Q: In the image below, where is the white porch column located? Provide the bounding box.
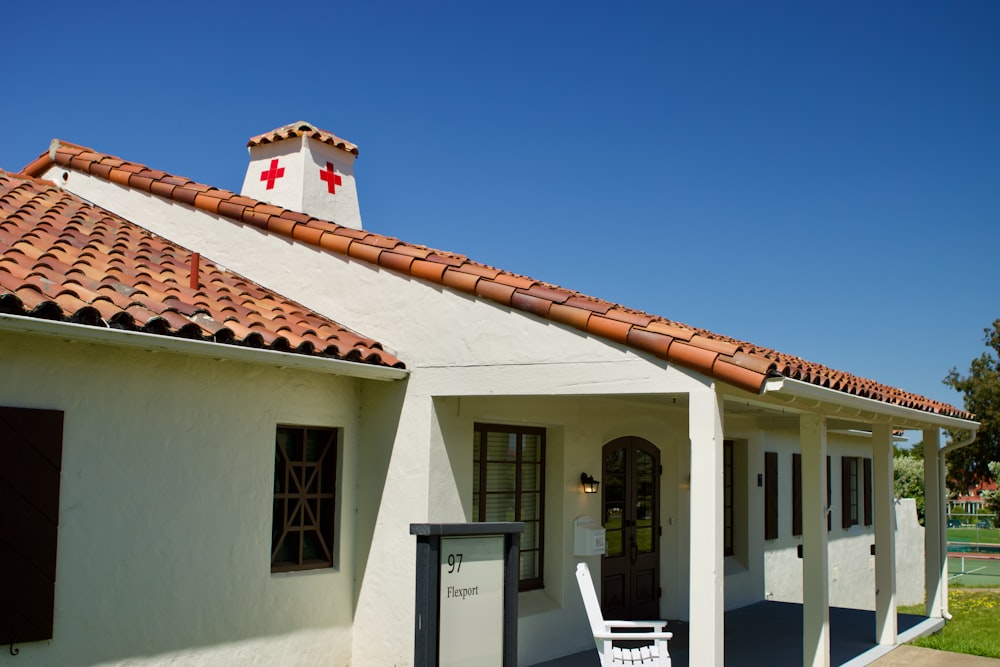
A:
[688,386,725,667]
[801,413,830,667]
[923,428,946,618]
[872,423,897,644]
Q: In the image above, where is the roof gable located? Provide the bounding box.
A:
[21,142,971,420]
[0,170,403,369]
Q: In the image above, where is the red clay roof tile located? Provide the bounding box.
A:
[19,142,973,420]
[247,121,360,156]
[0,171,403,370]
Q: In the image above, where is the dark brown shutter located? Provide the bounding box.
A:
[792,453,802,536]
[764,452,778,539]
[0,406,64,645]
[826,456,832,531]
[863,458,873,526]
[842,457,853,528]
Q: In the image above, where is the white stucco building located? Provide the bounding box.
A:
[1,122,979,667]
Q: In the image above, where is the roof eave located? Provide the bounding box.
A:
[762,376,978,432]
[0,314,409,382]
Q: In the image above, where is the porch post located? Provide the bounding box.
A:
[688,386,725,667]
[800,413,830,667]
[923,428,946,618]
[872,423,896,644]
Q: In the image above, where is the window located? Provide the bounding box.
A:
[1,406,64,646]
[841,456,874,529]
[764,451,778,540]
[723,440,734,556]
[272,426,337,572]
[473,424,544,590]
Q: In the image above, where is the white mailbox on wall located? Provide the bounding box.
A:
[573,515,606,556]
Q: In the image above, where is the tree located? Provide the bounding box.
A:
[981,461,1000,522]
[894,452,926,524]
[943,318,1000,492]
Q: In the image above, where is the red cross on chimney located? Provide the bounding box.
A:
[260,159,285,190]
[319,162,342,194]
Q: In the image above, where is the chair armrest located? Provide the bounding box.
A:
[604,619,669,632]
[594,631,673,641]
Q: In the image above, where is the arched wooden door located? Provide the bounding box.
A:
[601,436,661,620]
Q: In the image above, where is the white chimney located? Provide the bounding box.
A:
[240,121,363,230]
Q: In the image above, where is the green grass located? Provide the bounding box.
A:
[899,590,1000,658]
[947,527,1000,544]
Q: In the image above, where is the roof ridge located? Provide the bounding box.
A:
[19,142,972,420]
[246,121,359,155]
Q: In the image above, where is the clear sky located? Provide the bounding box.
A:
[2,2,998,437]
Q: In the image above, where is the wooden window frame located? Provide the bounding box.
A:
[473,423,545,591]
[271,425,338,573]
[764,451,778,540]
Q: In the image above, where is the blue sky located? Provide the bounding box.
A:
[2,2,998,434]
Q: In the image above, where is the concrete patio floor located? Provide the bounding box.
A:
[530,601,955,666]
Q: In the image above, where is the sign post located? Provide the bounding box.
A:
[410,522,524,667]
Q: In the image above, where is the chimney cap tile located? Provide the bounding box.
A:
[247,121,359,155]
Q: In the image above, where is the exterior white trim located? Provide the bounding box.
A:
[762,376,978,433]
[0,314,408,382]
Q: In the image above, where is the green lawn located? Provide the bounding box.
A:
[947,527,1000,545]
[900,590,1000,658]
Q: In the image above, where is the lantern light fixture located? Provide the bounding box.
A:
[580,473,600,494]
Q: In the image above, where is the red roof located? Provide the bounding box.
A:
[0,170,403,368]
[20,141,973,421]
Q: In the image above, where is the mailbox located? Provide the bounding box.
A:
[573,515,607,556]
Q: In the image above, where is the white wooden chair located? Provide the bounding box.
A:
[575,562,672,667]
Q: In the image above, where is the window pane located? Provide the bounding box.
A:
[606,528,624,556]
[636,526,653,554]
[521,521,538,550]
[520,550,538,580]
[487,432,516,462]
[304,429,330,462]
[485,493,515,521]
[521,463,539,492]
[520,492,539,521]
[277,426,303,461]
[486,462,515,492]
[521,434,542,463]
[605,448,624,474]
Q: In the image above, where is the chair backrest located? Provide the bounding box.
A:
[576,562,607,636]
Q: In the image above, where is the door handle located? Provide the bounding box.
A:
[631,539,638,564]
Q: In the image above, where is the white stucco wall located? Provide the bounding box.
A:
[435,394,694,665]
[50,166,721,666]
[0,329,376,667]
[44,168,931,665]
[758,431,926,611]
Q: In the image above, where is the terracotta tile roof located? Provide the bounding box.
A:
[247,121,359,155]
[0,170,404,369]
[21,142,973,421]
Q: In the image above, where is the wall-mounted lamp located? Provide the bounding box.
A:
[580,473,600,494]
